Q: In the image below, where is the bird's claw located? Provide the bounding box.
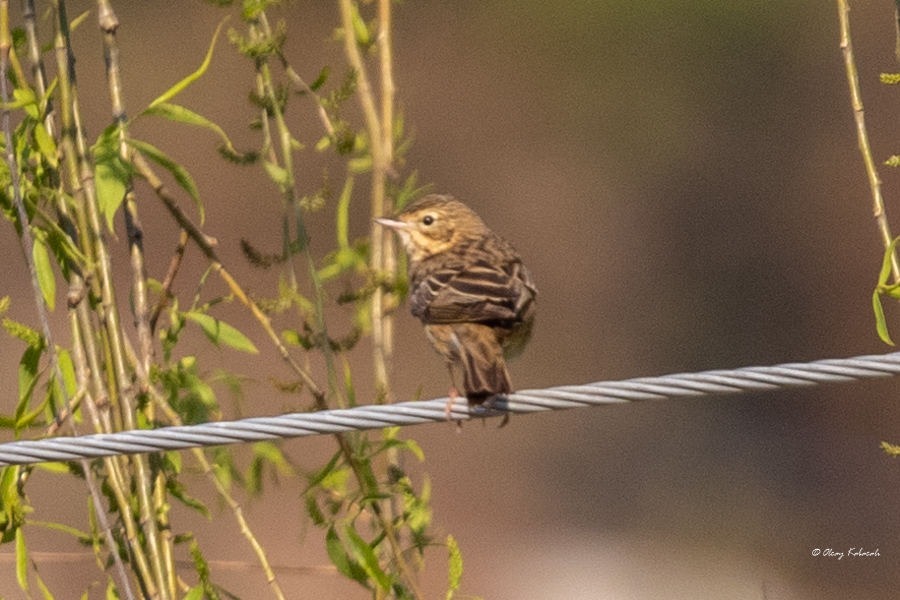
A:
[445,387,463,431]
[473,395,511,428]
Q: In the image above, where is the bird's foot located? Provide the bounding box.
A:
[483,395,510,428]
[445,387,463,431]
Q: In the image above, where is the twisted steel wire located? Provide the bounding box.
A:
[2,351,900,467]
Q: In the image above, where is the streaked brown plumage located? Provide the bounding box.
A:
[376,194,536,418]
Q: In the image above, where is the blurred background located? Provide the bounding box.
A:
[2,1,900,598]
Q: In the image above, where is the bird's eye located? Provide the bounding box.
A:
[422,215,435,226]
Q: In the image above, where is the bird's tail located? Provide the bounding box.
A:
[453,324,511,405]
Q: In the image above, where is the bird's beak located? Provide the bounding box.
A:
[374,217,409,231]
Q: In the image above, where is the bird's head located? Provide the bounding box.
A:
[375,194,489,262]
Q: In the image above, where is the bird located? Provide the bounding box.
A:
[375,194,536,425]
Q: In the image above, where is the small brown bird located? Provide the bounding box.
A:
[376,194,537,423]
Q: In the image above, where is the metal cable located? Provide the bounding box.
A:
[2,350,900,467]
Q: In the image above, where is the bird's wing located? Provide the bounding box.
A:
[411,259,534,325]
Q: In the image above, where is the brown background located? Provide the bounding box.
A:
[2,1,900,598]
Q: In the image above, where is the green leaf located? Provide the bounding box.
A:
[305,449,342,491]
[57,349,77,399]
[16,527,28,591]
[350,3,371,46]
[395,170,431,211]
[27,519,90,541]
[343,357,356,406]
[873,236,900,345]
[315,135,331,152]
[446,534,463,599]
[183,586,204,600]
[34,462,70,474]
[263,160,289,186]
[305,494,325,526]
[874,291,893,345]
[310,65,330,91]
[11,87,34,105]
[211,456,233,494]
[1,465,21,505]
[282,329,305,348]
[29,211,88,269]
[253,442,293,475]
[877,236,900,288]
[347,156,372,173]
[139,102,238,156]
[33,237,55,310]
[393,110,405,143]
[33,122,58,167]
[345,524,391,591]
[16,345,42,430]
[326,527,368,586]
[378,428,425,460]
[278,278,315,312]
[13,88,38,118]
[184,311,258,354]
[36,573,54,600]
[336,175,354,249]
[3,318,41,348]
[0,295,9,316]
[92,128,130,233]
[376,434,426,463]
[147,18,228,110]
[166,450,183,475]
[126,138,204,223]
[167,478,211,519]
[189,539,218,599]
[319,466,350,493]
[881,440,900,456]
[69,10,90,32]
[16,386,50,433]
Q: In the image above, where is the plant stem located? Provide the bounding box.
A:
[837,0,900,280]
[97,1,170,596]
[334,4,424,596]
[4,2,135,597]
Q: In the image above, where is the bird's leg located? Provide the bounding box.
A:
[485,394,510,428]
[444,386,459,420]
[445,387,464,432]
[444,364,463,429]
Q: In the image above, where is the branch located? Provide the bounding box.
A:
[837,0,900,280]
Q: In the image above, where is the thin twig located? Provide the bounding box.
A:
[150,229,189,334]
[337,0,384,170]
[256,12,344,410]
[369,0,392,405]
[337,0,393,404]
[837,0,900,280]
[21,0,52,127]
[131,152,326,404]
[282,63,337,138]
